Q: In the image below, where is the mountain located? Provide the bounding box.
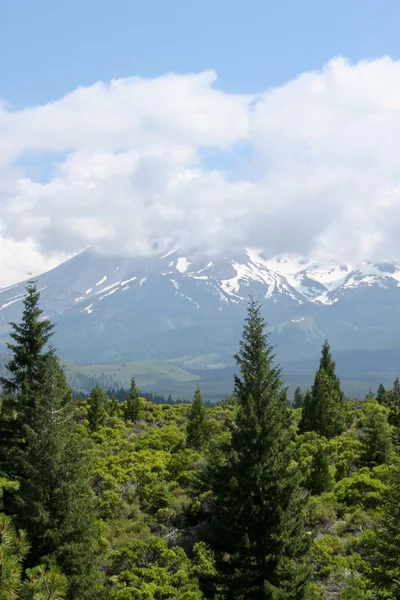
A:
[1,246,400,395]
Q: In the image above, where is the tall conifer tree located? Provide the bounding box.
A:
[87,385,108,432]
[0,285,102,599]
[300,340,346,438]
[0,280,54,470]
[370,462,400,598]
[206,297,311,599]
[293,386,304,408]
[13,354,103,598]
[187,386,207,450]
[124,377,141,423]
[384,376,400,429]
[376,383,387,405]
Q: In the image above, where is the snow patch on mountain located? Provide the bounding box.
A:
[176,257,191,274]
[95,281,121,296]
[121,276,137,286]
[0,295,25,311]
[95,276,107,286]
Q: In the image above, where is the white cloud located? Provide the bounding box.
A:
[2,57,400,286]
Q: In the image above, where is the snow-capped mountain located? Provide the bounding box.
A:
[1,247,400,382]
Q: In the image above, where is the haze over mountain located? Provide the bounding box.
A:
[1,245,400,396]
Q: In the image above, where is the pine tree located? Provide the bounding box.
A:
[206,297,311,599]
[12,354,103,599]
[293,386,304,408]
[359,400,392,467]
[384,376,400,429]
[0,280,54,403]
[124,377,141,422]
[108,396,121,418]
[376,383,387,405]
[370,461,400,598]
[299,340,346,438]
[87,385,108,432]
[0,513,29,600]
[0,280,54,473]
[187,387,207,450]
[307,443,333,495]
[22,565,67,600]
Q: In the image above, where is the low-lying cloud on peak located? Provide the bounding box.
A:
[2,57,400,286]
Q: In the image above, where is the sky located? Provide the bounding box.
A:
[2,0,400,286]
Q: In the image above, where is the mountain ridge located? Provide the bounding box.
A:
[1,246,400,395]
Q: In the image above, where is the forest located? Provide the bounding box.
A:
[1,280,400,599]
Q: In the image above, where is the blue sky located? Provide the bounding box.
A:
[3,0,400,106]
[2,0,400,285]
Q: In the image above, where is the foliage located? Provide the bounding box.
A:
[383,376,400,430]
[3,282,400,598]
[0,280,54,484]
[87,385,109,432]
[108,537,202,599]
[206,297,311,599]
[0,513,29,600]
[300,340,347,438]
[369,461,400,598]
[293,386,304,408]
[186,387,207,450]
[22,565,68,600]
[308,443,333,495]
[124,377,141,422]
[358,400,393,467]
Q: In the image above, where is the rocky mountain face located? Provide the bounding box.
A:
[1,247,400,392]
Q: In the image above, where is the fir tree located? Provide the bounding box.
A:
[359,400,392,467]
[107,396,121,418]
[299,340,346,438]
[12,354,103,598]
[87,385,108,432]
[124,377,141,422]
[376,383,387,405]
[384,376,400,429]
[370,461,400,598]
[187,387,207,450]
[206,297,311,599]
[0,280,54,472]
[0,280,54,404]
[293,386,304,408]
[307,443,333,495]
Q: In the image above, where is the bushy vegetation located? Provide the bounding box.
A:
[1,282,400,598]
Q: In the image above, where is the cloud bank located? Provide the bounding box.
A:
[2,57,400,286]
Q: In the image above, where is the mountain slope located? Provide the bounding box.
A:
[1,247,400,391]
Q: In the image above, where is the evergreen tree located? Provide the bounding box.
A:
[0,280,54,403]
[384,376,400,429]
[87,385,108,432]
[299,340,346,438]
[206,297,311,599]
[376,383,387,405]
[22,565,67,600]
[187,387,207,450]
[124,377,141,422]
[293,386,304,408]
[370,461,400,598]
[12,354,103,599]
[0,513,29,600]
[359,400,392,467]
[0,280,54,473]
[307,443,333,495]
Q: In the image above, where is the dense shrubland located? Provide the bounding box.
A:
[1,282,400,598]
